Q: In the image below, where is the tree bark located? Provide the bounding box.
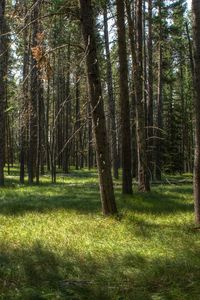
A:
[116,0,133,194]
[0,0,7,186]
[103,3,119,179]
[192,0,200,224]
[147,0,154,179]
[28,0,41,183]
[135,0,150,191]
[20,1,29,183]
[155,0,163,181]
[125,0,137,179]
[79,0,117,215]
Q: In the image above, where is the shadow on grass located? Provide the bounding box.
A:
[0,241,200,299]
[0,186,101,216]
[0,182,193,217]
[120,191,193,215]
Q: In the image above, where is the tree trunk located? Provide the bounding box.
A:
[20,2,29,183]
[147,0,154,179]
[116,0,133,194]
[103,3,119,179]
[155,0,163,181]
[45,79,50,171]
[79,0,117,215]
[87,101,93,170]
[192,0,200,224]
[75,71,80,170]
[186,21,194,81]
[0,0,7,186]
[125,0,137,179]
[28,0,41,183]
[135,0,150,191]
[63,37,71,174]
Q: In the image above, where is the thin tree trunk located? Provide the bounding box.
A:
[75,71,80,170]
[147,0,154,179]
[186,21,194,81]
[125,0,137,179]
[155,0,163,181]
[20,0,29,183]
[103,3,119,179]
[87,101,93,170]
[46,78,50,171]
[63,37,71,174]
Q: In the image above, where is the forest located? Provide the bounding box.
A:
[0,0,200,299]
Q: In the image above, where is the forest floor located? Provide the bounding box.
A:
[0,169,199,300]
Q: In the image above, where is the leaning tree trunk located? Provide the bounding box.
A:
[116,0,133,194]
[79,0,117,215]
[192,0,200,224]
[0,0,7,186]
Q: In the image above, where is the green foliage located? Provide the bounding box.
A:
[0,169,198,299]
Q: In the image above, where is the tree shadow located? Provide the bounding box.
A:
[0,175,193,217]
[0,241,200,299]
[119,188,193,216]
[0,186,101,216]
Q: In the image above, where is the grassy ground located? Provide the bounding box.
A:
[0,169,199,300]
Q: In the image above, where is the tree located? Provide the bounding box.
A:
[103,2,119,180]
[116,0,133,194]
[135,0,150,191]
[20,0,29,184]
[0,0,7,186]
[28,0,41,183]
[147,0,154,178]
[192,0,200,224]
[155,0,163,181]
[79,0,117,215]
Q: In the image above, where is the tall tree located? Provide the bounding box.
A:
[147,0,154,178]
[0,0,7,186]
[79,0,117,215]
[192,0,200,224]
[135,0,150,191]
[116,0,133,194]
[28,0,41,183]
[20,0,29,184]
[125,0,137,179]
[103,2,119,179]
[155,0,163,180]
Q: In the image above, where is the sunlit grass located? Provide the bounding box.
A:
[0,168,198,299]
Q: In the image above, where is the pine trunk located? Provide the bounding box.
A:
[155,0,163,181]
[135,0,150,191]
[0,0,7,186]
[103,4,119,180]
[116,0,133,194]
[192,0,200,224]
[79,0,117,215]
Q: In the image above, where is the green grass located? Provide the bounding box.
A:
[0,169,199,299]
